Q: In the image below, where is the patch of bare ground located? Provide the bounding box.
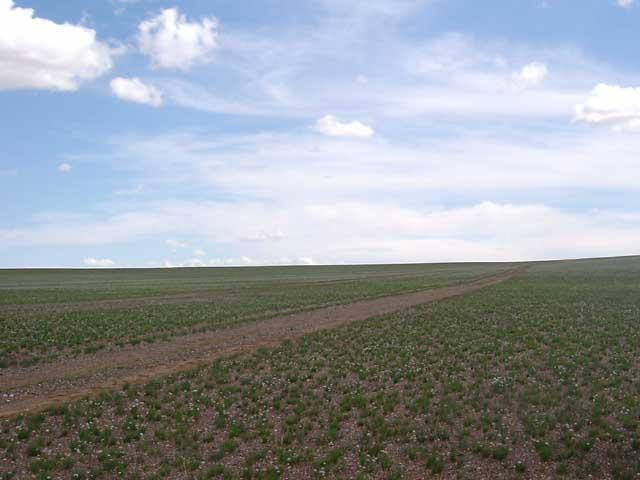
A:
[0,267,525,419]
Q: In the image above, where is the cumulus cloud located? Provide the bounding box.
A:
[512,62,548,88]
[617,0,635,8]
[110,77,163,107]
[314,115,374,138]
[192,248,206,257]
[0,0,113,91]
[575,83,640,130]
[57,163,72,173]
[83,257,115,267]
[138,7,218,70]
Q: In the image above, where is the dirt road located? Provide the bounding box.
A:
[0,267,524,419]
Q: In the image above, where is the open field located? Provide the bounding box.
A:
[2,257,640,479]
[0,264,514,305]
[0,267,520,420]
[0,263,510,369]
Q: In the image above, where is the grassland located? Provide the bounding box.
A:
[2,257,640,479]
[0,263,509,368]
[0,264,510,305]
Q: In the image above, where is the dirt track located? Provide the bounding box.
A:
[0,267,524,419]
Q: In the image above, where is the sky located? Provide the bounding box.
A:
[2,0,640,268]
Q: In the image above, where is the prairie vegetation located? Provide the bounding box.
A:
[2,257,640,479]
[0,263,508,368]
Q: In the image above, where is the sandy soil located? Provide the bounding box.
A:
[0,267,525,419]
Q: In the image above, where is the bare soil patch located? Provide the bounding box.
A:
[0,267,524,419]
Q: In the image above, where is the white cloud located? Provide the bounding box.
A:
[296,256,317,265]
[241,230,286,242]
[161,256,260,268]
[166,238,189,251]
[83,257,115,267]
[193,248,206,257]
[106,128,640,201]
[0,0,113,91]
[512,62,548,88]
[7,199,640,264]
[5,114,640,266]
[159,255,320,268]
[617,0,635,8]
[575,83,640,130]
[164,28,596,122]
[57,163,72,173]
[27,125,629,261]
[138,7,218,70]
[315,115,374,138]
[110,77,163,107]
[4,3,640,268]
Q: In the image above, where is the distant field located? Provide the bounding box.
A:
[2,257,640,479]
[0,263,510,368]
[0,264,513,304]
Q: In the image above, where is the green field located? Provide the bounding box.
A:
[2,257,640,479]
[0,264,513,305]
[0,263,509,368]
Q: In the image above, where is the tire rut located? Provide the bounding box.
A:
[0,266,526,419]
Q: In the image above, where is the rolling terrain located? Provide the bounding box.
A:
[2,258,640,479]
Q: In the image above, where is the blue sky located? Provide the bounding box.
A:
[2,0,640,267]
